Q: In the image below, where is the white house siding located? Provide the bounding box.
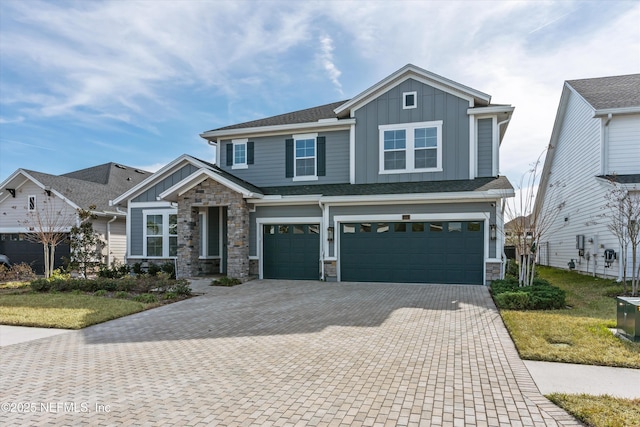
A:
[0,181,77,232]
[92,218,127,266]
[539,89,623,278]
[607,114,640,175]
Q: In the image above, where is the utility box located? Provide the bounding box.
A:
[617,297,640,342]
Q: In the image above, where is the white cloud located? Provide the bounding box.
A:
[317,35,343,96]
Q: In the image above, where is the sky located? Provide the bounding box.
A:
[1,0,639,191]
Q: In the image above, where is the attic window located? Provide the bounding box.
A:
[403,91,417,109]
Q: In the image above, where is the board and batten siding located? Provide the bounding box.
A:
[538,89,626,278]
[353,78,471,184]
[607,114,640,175]
[219,130,350,187]
[129,206,175,257]
[132,164,199,203]
[477,118,493,177]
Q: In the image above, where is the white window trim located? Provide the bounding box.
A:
[293,132,319,182]
[403,91,417,109]
[28,195,36,211]
[378,120,443,174]
[143,209,178,258]
[232,138,248,170]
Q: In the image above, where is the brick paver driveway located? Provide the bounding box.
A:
[1,280,581,426]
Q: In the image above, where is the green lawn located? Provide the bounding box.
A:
[499,266,640,368]
[547,394,640,427]
[0,293,150,329]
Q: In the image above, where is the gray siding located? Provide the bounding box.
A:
[354,78,471,184]
[208,207,220,256]
[133,164,199,202]
[249,205,322,257]
[477,118,493,177]
[130,206,176,257]
[328,202,495,258]
[219,130,350,187]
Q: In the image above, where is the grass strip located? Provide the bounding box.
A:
[547,393,640,427]
[0,293,149,329]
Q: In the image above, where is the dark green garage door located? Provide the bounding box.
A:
[263,224,320,280]
[340,221,484,284]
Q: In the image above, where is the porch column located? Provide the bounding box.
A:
[176,205,200,278]
[226,198,249,280]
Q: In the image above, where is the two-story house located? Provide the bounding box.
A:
[113,64,515,285]
[0,163,149,274]
[536,74,640,279]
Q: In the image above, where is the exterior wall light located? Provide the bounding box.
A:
[327,226,334,242]
[490,224,497,240]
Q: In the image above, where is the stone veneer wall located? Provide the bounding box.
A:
[176,179,249,280]
[323,261,337,281]
[485,262,502,285]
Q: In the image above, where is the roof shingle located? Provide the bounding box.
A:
[567,74,640,110]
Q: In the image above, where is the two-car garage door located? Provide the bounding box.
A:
[340,221,484,285]
[262,221,484,284]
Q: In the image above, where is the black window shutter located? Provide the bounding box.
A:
[226,143,233,166]
[317,136,326,176]
[247,141,254,165]
[285,139,294,178]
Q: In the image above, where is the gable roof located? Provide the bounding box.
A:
[201,64,501,141]
[1,163,150,215]
[567,73,640,114]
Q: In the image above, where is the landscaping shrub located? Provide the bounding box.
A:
[94,289,107,296]
[0,262,36,282]
[170,280,192,295]
[98,262,130,279]
[132,262,144,275]
[491,276,566,310]
[163,292,178,300]
[211,276,241,287]
[495,291,531,310]
[115,291,129,299]
[133,293,157,303]
[147,263,161,276]
[30,278,51,292]
[161,262,176,279]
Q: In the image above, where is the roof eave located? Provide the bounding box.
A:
[200,119,356,141]
[593,106,640,117]
[158,169,264,201]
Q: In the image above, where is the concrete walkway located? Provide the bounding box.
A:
[1,280,586,426]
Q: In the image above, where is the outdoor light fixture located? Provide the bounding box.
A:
[490,224,497,240]
[327,226,334,242]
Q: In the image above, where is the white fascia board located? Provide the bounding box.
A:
[1,226,73,233]
[200,119,355,140]
[158,169,263,200]
[111,154,204,205]
[249,195,322,205]
[593,107,640,117]
[467,105,514,115]
[335,64,491,116]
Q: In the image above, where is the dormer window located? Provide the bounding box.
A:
[403,91,417,109]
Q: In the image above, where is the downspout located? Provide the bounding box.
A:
[106,216,117,266]
[318,199,325,281]
[496,116,511,279]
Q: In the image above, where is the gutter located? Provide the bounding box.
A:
[106,216,117,266]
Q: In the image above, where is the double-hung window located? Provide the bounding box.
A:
[232,139,247,169]
[379,120,442,174]
[144,210,178,258]
[294,133,317,181]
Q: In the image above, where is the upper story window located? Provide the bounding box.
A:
[379,120,442,174]
[144,210,178,258]
[28,195,36,211]
[226,139,253,169]
[292,133,318,181]
[403,91,417,109]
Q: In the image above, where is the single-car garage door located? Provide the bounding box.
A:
[263,224,320,280]
[340,221,484,284]
[0,233,70,275]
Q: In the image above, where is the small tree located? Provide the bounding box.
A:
[69,206,104,278]
[506,152,563,286]
[602,179,640,296]
[17,195,75,278]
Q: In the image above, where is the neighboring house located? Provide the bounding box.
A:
[112,64,515,285]
[0,163,149,274]
[503,215,534,260]
[535,73,640,278]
